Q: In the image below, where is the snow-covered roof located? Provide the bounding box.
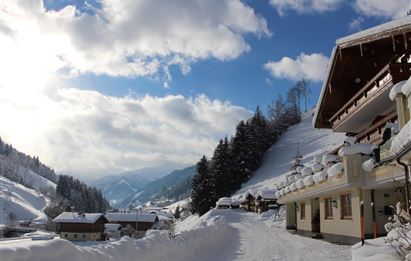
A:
[338,144,373,157]
[157,215,173,222]
[256,189,277,200]
[391,121,411,155]
[105,212,158,223]
[216,197,232,206]
[105,223,121,231]
[337,16,411,48]
[53,212,104,224]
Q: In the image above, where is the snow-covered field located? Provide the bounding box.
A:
[234,110,345,199]
[1,209,351,261]
[0,175,49,225]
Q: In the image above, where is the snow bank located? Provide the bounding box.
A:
[3,210,235,261]
[391,121,411,154]
[351,238,398,260]
[296,179,305,189]
[389,80,407,100]
[314,155,322,164]
[311,163,324,173]
[362,158,375,173]
[327,162,344,178]
[301,167,313,177]
[313,171,327,184]
[303,176,314,186]
[338,144,373,157]
[322,155,338,165]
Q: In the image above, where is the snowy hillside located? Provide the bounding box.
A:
[0,155,56,194]
[235,110,345,197]
[0,175,49,225]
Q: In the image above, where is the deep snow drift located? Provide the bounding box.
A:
[2,210,351,261]
[0,175,49,225]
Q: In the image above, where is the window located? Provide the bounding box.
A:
[300,202,306,219]
[74,234,77,238]
[83,234,86,239]
[64,234,68,238]
[324,198,333,219]
[341,194,352,219]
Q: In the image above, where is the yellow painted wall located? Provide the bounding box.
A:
[296,199,312,231]
[319,188,362,238]
[60,232,101,241]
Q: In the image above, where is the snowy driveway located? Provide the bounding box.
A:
[214,210,352,261]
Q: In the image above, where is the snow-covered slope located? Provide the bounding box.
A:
[0,175,49,225]
[0,155,56,194]
[235,110,345,197]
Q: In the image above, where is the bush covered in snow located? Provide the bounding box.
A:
[384,202,411,260]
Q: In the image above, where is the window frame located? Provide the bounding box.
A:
[300,202,306,219]
[340,193,352,219]
[324,197,333,219]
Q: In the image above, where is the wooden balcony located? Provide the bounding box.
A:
[329,63,411,131]
[355,112,397,145]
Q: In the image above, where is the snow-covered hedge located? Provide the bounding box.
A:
[313,171,327,184]
[322,155,338,166]
[301,167,313,177]
[311,163,324,173]
[327,162,344,178]
[296,179,305,189]
[303,176,314,186]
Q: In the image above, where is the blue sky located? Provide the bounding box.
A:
[0,0,409,178]
[44,0,389,111]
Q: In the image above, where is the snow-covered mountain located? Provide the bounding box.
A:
[0,175,50,225]
[234,109,345,198]
[123,165,196,206]
[89,167,175,207]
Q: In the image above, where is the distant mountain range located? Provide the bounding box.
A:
[90,166,196,208]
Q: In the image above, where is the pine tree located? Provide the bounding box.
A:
[191,156,211,215]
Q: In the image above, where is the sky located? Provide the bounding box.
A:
[0,0,410,179]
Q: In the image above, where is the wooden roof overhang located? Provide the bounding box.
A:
[314,18,411,133]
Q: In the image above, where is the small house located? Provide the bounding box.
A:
[53,212,108,241]
[105,223,122,239]
[255,189,278,213]
[105,212,159,238]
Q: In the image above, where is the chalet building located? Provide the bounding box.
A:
[255,189,277,213]
[105,212,159,238]
[52,212,108,241]
[276,17,411,244]
[241,190,257,212]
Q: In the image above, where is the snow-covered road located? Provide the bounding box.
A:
[206,210,352,261]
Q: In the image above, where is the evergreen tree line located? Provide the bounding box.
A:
[191,80,309,215]
[155,176,192,201]
[0,137,57,183]
[45,175,110,218]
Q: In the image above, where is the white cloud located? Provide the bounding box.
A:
[354,0,409,19]
[2,0,269,84]
[264,53,329,81]
[349,17,365,31]
[269,0,342,16]
[0,88,252,178]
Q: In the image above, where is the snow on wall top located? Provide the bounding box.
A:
[256,189,277,200]
[402,76,411,97]
[389,80,407,101]
[391,120,411,154]
[336,16,411,47]
[105,212,157,223]
[53,212,104,224]
[235,110,345,199]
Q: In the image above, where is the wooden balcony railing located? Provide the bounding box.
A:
[330,63,411,129]
[355,112,397,145]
